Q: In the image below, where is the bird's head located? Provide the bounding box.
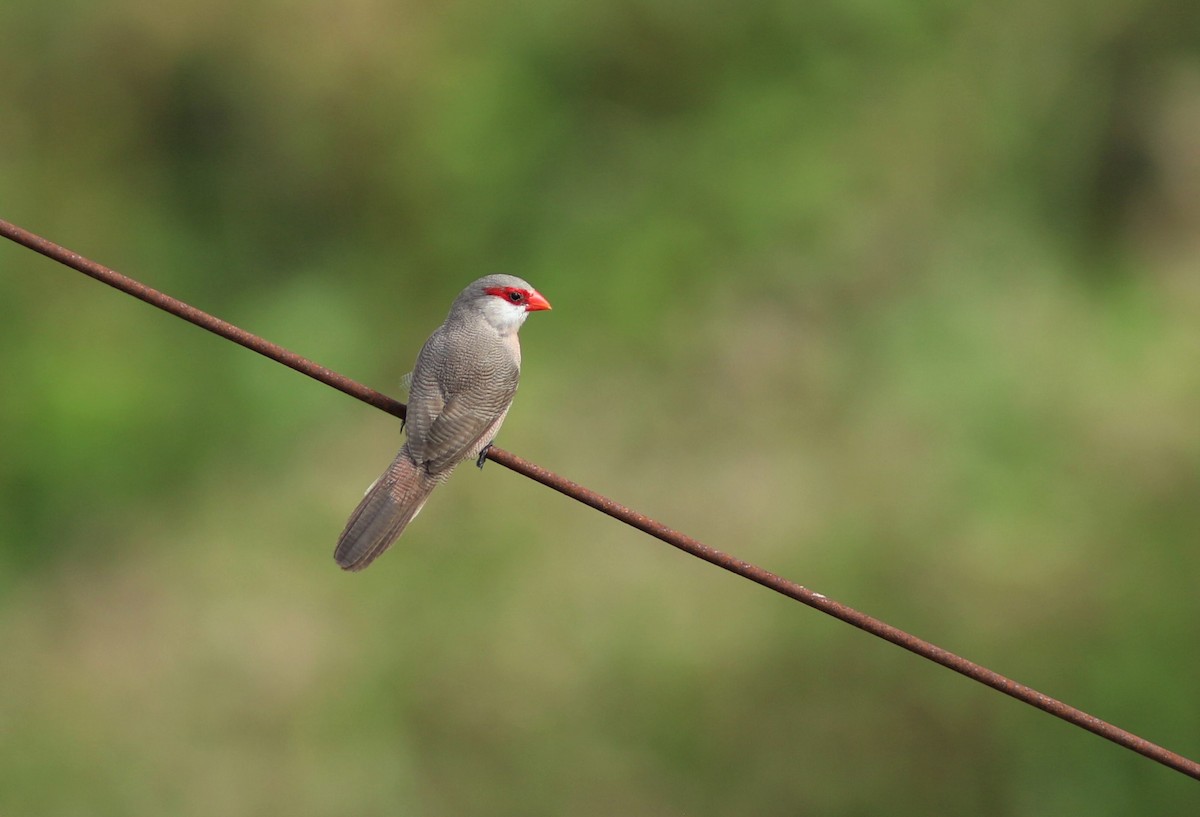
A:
[455,274,551,334]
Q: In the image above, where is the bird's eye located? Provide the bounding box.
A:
[508,290,524,303]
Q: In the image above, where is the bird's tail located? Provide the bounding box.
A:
[334,451,437,571]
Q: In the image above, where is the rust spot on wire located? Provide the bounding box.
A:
[3,215,1198,782]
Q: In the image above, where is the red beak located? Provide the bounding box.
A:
[525,289,552,312]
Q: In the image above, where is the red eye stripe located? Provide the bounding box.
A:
[484,285,552,312]
[484,286,528,305]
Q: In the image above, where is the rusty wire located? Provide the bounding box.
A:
[2,215,1198,782]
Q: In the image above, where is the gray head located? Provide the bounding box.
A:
[448,274,552,334]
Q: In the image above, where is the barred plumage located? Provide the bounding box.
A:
[334,275,550,571]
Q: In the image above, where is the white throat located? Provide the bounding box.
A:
[481,299,529,335]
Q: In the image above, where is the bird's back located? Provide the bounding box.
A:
[403,315,521,475]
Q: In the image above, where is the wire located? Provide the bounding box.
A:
[3,215,1197,781]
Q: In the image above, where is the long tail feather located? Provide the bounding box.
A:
[334,453,436,571]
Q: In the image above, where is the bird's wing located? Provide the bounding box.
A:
[403,324,520,475]
[403,371,439,445]
[419,383,517,474]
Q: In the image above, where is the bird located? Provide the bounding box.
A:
[334,275,551,571]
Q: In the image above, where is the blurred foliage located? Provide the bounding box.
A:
[2,0,1200,813]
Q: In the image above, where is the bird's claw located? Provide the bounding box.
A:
[476,443,492,469]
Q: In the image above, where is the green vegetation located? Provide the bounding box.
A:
[2,0,1198,813]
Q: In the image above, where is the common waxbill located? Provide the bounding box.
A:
[334,275,551,571]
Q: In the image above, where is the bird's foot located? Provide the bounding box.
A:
[476,443,492,469]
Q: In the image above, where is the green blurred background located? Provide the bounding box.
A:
[2,0,1199,813]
